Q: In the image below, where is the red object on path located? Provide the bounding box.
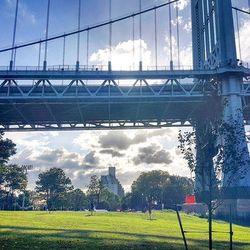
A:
[185,195,196,204]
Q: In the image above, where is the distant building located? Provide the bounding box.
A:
[101,167,124,197]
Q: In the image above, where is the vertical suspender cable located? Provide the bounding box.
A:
[38,40,42,69]
[62,35,66,68]
[176,5,180,69]
[108,0,112,70]
[62,35,66,85]
[86,29,89,68]
[76,0,81,69]
[132,15,135,70]
[154,9,158,70]
[139,0,142,70]
[13,48,17,67]
[169,1,173,69]
[10,0,19,69]
[44,0,51,70]
[235,9,242,61]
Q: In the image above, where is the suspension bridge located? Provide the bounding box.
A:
[1,0,250,216]
[0,0,249,131]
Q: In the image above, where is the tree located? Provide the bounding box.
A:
[178,113,250,250]
[131,170,170,219]
[0,132,18,210]
[0,131,16,165]
[66,189,88,211]
[36,168,73,210]
[121,192,132,211]
[99,188,121,211]
[0,164,27,210]
[163,176,194,208]
[86,175,103,207]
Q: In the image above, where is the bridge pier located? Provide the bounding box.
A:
[191,0,250,219]
[221,75,250,219]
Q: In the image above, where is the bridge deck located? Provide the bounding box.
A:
[0,68,250,131]
[0,84,206,131]
[0,67,249,80]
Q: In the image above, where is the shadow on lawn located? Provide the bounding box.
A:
[0,225,249,250]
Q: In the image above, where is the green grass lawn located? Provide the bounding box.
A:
[0,211,249,250]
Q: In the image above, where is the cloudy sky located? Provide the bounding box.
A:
[0,0,249,192]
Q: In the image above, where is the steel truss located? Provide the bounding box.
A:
[0,68,249,131]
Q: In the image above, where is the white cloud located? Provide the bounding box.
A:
[171,16,183,26]
[237,19,250,63]
[164,35,192,69]
[183,20,192,33]
[5,0,36,24]
[90,39,151,70]
[174,0,190,11]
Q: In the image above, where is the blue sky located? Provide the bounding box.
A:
[1,0,250,191]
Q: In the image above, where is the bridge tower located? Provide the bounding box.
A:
[191,0,250,217]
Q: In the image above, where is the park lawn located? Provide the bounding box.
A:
[0,211,249,250]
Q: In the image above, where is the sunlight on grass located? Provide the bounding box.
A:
[0,211,249,250]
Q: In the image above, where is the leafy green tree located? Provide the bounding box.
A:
[36,168,73,210]
[86,175,103,207]
[0,165,7,186]
[1,164,27,210]
[66,188,88,211]
[163,176,194,207]
[99,188,121,211]
[121,192,132,211]
[0,131,16,165]
[131,170,170,219]
[0,132,18,210]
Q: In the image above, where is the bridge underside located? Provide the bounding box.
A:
[1,90,250,131]
[0,98,203,131]
[0,69,250,131]
[1,96,250,131]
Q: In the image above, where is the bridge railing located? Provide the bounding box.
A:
[0,64,194,72]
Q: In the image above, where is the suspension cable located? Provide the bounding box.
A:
[169,0,173,69]
[235,9,242,60]
[11,0,19,66]
[109,0,112,63]
[77,0,81,64]
[13,48,17,67]
[232,6,250,15]
[44,0,51,65]
[62,35,66,85]
[86,29,89,68]
[38,40,42,68]
[154,9,158,70]
[62,35,66,68]
[139,0,142,64]
[176,4,180,69]
[132,15,135,69]
[0,0,178,53]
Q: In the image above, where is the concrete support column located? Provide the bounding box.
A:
[221,75,250,219]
